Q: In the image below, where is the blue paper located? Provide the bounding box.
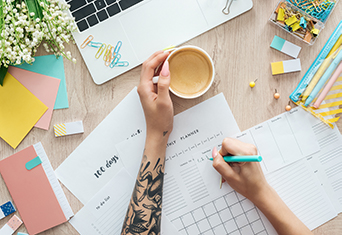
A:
[14,55,69,109]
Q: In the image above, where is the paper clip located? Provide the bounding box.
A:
[95,43,106,59]
[80,35,94,49]
[103,44,112,61]
[114,61,129,67]
[222,0,233,15]
[88,41,102,48]
[110,53,121,68]
[113,41,122,55]
[105,47,115,67]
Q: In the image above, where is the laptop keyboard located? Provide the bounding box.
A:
[66,0,143,32]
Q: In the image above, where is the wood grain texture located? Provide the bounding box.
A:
[0,0,341,234]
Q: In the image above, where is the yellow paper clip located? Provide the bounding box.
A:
[95,43,106,59]
[103,44,112,61]
[80,35,94,49]
[105,47,115,67]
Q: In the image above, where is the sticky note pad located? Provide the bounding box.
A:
[271,59,301,75]
[8,67,60,130]
[54,121,84,137]
[270,36,302,58]
[0,73,47,149]
[0,215,22,235]
[14,55,69,110]
[0,201,16,220]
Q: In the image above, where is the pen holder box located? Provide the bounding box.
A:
[269,0,338,45]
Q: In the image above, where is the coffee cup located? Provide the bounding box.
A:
[166,46,215,99]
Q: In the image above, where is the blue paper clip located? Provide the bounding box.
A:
[114,61,129,67]
[300,17,307,29]
[113,41,122,55]
[110,53,121,68]
[88,41,103,48]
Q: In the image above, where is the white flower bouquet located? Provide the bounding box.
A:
[0,0,76,85]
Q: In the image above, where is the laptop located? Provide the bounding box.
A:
[67,0,253,85]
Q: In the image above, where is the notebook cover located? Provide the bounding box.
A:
[0,145,67,234]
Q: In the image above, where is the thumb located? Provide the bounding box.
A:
[157,61,171,99]
[212,147,236,181]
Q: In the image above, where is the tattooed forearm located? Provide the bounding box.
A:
[121,155,164,235]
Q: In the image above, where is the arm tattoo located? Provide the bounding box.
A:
[121,156,164,235]
[163,131,168,137]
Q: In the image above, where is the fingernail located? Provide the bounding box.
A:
[160,60,169,77]
[212,146,218,159]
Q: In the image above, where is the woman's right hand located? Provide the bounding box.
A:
[212,137,271,203]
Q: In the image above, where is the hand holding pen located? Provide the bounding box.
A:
[211,138,267,201]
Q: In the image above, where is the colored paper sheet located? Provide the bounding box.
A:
[8,67,60,130]
[270,36,301,58]
[14,55,69,109]
[0,73,47,149]
[0,144,71,235]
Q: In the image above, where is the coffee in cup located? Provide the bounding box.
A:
[167,46,215,99]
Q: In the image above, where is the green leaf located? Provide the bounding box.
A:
[0,65,8,86]
[25,0,43,19]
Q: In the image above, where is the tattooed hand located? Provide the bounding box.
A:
[137,51,174,140]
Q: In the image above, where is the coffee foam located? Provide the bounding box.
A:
[169,48,213,98]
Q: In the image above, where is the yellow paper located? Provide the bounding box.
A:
[271,62,284,75]
[0,73,47,149]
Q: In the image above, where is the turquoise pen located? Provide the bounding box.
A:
[209,155,262,162]
[304,47,342,107]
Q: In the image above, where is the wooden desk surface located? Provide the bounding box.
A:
[1,0,341,234]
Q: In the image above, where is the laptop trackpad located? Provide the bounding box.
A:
[119,0,208,61]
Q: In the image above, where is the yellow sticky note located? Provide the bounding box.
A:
[271,62,285,75]
[285,15,298,26]
[277,8,285,21]
[0,73,47,149]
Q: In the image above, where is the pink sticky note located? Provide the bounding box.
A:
[8,67,60,130]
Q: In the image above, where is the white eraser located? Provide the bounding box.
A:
[54,121,84,137]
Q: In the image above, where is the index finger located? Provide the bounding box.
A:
[219,138,257,157]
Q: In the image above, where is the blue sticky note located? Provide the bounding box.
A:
[270,36,286,51]
[14,55,69,110]
[0,201,16,217]
[25,156,42,170]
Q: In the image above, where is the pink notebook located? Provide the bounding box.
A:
[0,143,73,234]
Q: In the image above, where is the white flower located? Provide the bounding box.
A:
[72,58,76,63]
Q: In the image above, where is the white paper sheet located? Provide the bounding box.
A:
[230,107,320,174]
[117,106,338,234]
[263,158,337,231]
[305,120,342,213]
[69,169,179,235]
[55,87,146,204]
